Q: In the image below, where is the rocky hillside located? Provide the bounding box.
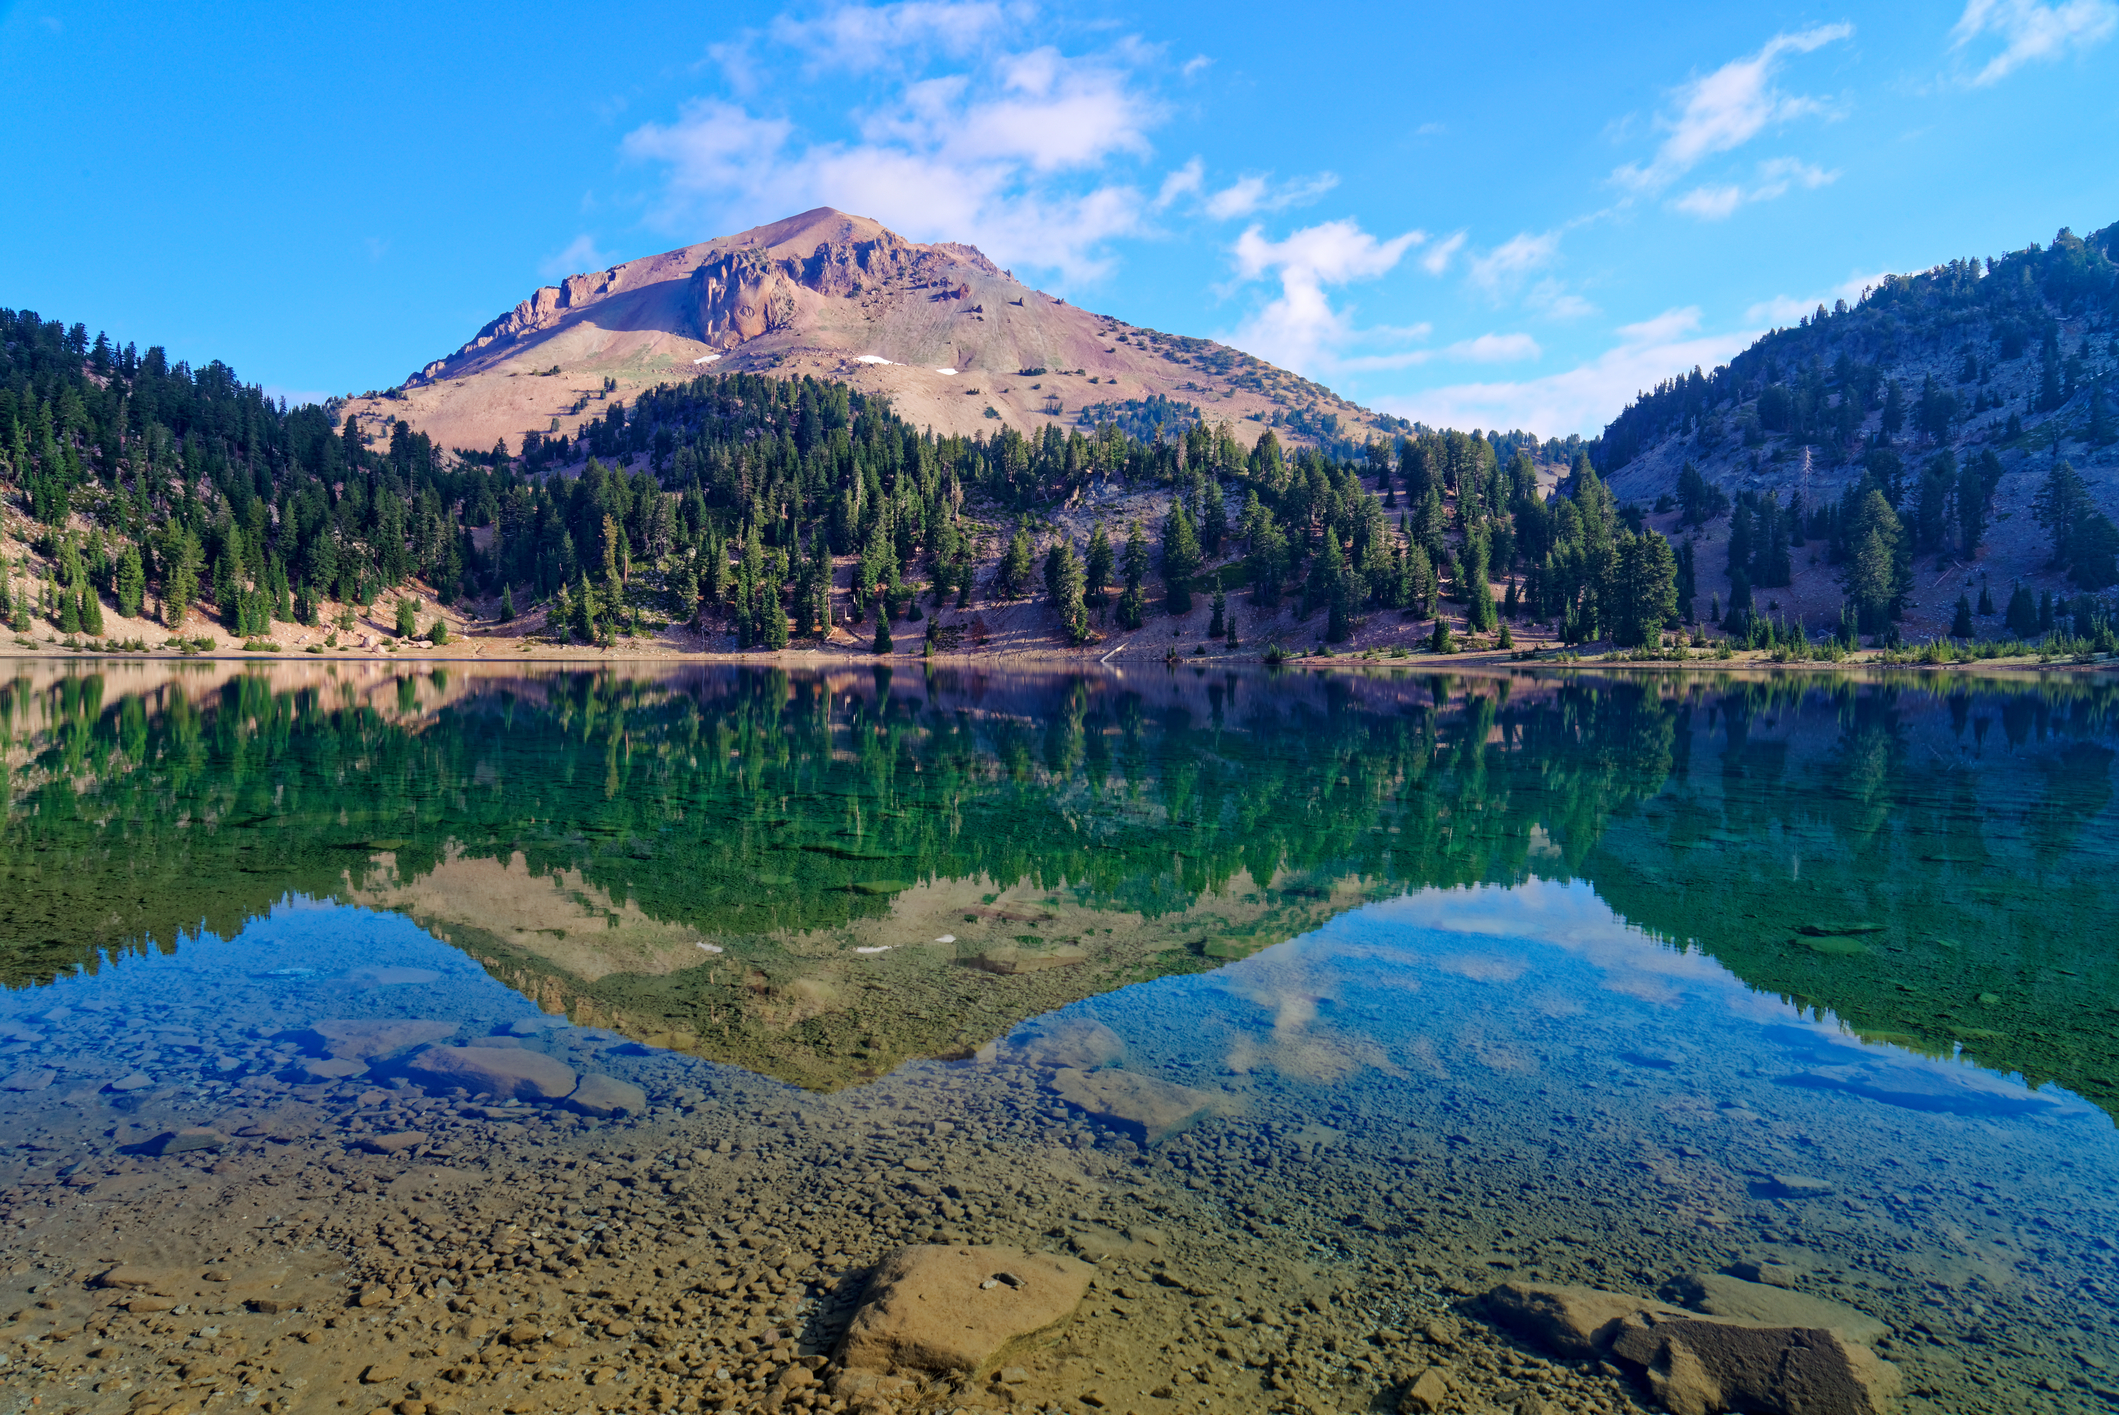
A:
[340,207,1394,460]
[1595,222,2119,640]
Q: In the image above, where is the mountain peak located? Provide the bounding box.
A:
[349,209,1386,457]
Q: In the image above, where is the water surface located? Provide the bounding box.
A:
[1,661,2115,1415]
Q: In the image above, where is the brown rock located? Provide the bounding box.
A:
[1048,1067,1214,1146]
[139,1127,226,1156]
[304,1019,457,1060]
[1610,1312,1898,1415]
[838,1244,1092,1376]
[1668,1272,1888,1345]
[1399,1366,1451,1413]
[1485,1283,1897,1415]
[96,1264,179,1291]
[1482,1282,1697,1359]
[303,1057,369,1080]
[360,1131,429,1155]
[361,1356,407,1383]
[404,1045,576,1100]
[566,1073,647,1118]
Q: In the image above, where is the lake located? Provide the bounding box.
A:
[1,659,2114,1415]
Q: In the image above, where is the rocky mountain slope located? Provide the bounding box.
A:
[340,207,1389,458]
[1595,222,2119,640]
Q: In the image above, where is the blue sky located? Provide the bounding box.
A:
[3,0,2114,436]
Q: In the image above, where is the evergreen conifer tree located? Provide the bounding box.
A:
[1950,594,1974,639]
[873,615,892,655]
[501,584,516,621]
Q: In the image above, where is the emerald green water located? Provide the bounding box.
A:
[2,660,2117,1412]
[4,662,2115,1112]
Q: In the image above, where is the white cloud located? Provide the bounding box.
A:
[1744,267,1889,324]
[1949,0,2117,84]
[1202,171,1340,220]
[1419,230,1466,275]
[1538,290,1599,320]
[1155,157,1204,209]
[1612,24,1852,195]
[1381,307,1754,438]
[769,1,1013,72]
[1449,332,1541,363]
[1227,218,1424,373]
[621,38,1162,282]
[1670,155,1836,220]
[540,234,615,278]
[1672,184,1744,220]
[1181,53,1212,78]
[1469,230,1560,295]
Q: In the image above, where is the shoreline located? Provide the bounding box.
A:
[3,637,2112,677]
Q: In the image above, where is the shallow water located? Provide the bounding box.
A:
[1,660,2115,1415]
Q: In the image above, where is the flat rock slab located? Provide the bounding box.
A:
[1670,1272,1888,1345]
[1484,1283,1897,1415]
[360,1130,430,1155]
[405,1045,577,1100]
[1048,1067,1213,1145]
[1611,1312,1898,1415]
[2,1068,56,1091]
[839,1243,1092,1375]
[304,1018,458,1060]
[566,1073,647,1117]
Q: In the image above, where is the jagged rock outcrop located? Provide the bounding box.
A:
[689,250,804,348]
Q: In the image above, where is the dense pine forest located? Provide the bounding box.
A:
[0,303,1693,654]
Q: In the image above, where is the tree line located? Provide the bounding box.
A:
[2,303,1692,651]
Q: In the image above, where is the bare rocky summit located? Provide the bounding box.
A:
[343,206,1387,456]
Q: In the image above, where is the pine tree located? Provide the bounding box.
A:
[2005,582,2038,638]
[1208,587,1226,640]
[501,583,516,621]
[1161,500,1201,615]
[1950,594,1973,639]
[395,597,420,638]
[1084,524,1113,606]
[1429,616,1455,653]
[115,543,144,619]
[872,615,893,655]
[1977,581,1994,615]
[997,521,1036,599]
[572,572,596,642]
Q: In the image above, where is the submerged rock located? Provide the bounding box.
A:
[1667,1272,1887,1345]
[567,1073,647,1117]
[404,1044,577,1100]
[838,1243,1091,1375]
[303,1018,458,1060]
[1008,1018,1126,1071]
[1048,1066,1215,1145]
[1483,1281,1898,1415]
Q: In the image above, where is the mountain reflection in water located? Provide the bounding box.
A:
[3,659,2116,1111]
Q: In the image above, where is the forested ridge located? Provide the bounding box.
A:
[1,302,1702,654]
[1590,222,2119,649]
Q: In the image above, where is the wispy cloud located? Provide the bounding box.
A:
[1469,231,1560,295]
[1201,171,1340,220]
[1744,267,1890,325]
[540,234,615,279]
[1419,230,1466,275]
[1671,155,1837,220]
[1380,307,1754,438]
[1949,0,2116,85]
[1612,25,1852,196]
